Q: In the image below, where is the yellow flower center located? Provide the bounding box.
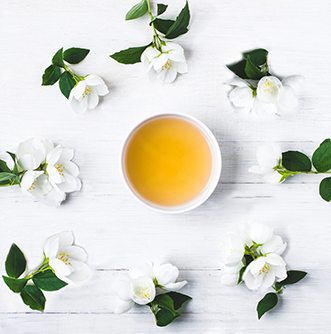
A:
[82,86,92,99]
[230,248,235,253]
[161,60,172,71]
[55,163,65,177]
[29,180,37,191]
[259,263,270,275]
[261,80,276,95]
[137,285,151,299]
[58,252,72,266]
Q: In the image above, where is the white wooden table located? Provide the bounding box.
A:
[1,0,331,333]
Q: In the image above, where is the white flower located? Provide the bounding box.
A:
[152,261,187,292]
[242,253,287,290]
[43,231,90,283]
[227,75,303,114]
[219,233,245,267]
[20,170,66,207]
[141,42,188,83]
[112,261,187,314]
[46,145,81,194]
[220,261,243,287]
[8,137,53,171]
[260,234,287,256]
[69,74,109,114]
[112,278,134,314]
[112,263,156,314]
[249,143,283,184]
[248,223,274,245]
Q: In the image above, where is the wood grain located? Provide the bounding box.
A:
[1,0,331,332]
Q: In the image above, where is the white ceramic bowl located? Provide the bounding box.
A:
[120,113,222,214]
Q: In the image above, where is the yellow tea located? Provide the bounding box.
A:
[125,116,213,207]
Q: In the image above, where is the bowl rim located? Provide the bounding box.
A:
[119,112,222,214]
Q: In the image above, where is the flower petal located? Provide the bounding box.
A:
[112,279,132,301]
[62,245,87,262]
[114,298,134,314]
[87,89,99,109]
[229,86,254,108]
[66,260,90,283]
[49,257,72,276]
[282,75,304,92]
[279,85,298,109]
[161,280,187,291]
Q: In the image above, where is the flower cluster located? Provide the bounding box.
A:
[42,47,109,114]
[110,1,190,84]
[0,137,81,206]
[226,48,303,115]
[2,231,89,312]
[220,222,306,319]
[112,261,191,327]
[249,140,331,202]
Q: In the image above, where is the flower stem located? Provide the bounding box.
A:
[146,0,163,51]
[24,257,51,280]
[64,64,85,83]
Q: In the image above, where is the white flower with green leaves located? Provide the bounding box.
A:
[43,231,90,283]
[228,75,303,115]
[112,260,191,326]
[249,143,283,184]
[141,42,188,83]
[69,74,109,114]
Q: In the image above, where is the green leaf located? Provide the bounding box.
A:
[32,269,67,291]
[153,18,175,35]
[320,177,331,202]
[275,270,307,290]
[0,172,20,185]
[59,71,76,99]
[237,266,246,285]
[165,292,192,310]
[42,64,62,86]
[156,308,181,327]
[20,285,46,312]
[243,48,268,66]
[0,160,11,173]
[2,276,27,293]
[110,44,151,64]
[6,152,18,175]
[245,55,265,80]
[312,139,331,172]
[157,4,168,15]
[257,293,278,319]
[165,1,190,39]
[125,0,148,20]
[153,294,176,315]
[63,47,90,64]
[282,151,312,172]
[5,243,26,278]
[226,59,248,79]
[52,48,65,68]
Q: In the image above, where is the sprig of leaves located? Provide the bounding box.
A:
[226,48,269,80]
[257,270,307,319]
[2,243,67,312]
[149,291,191,326]
[275,139,331,201]
[0,153,21,187]
[110,1,190,65]
[42,47,90,99]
